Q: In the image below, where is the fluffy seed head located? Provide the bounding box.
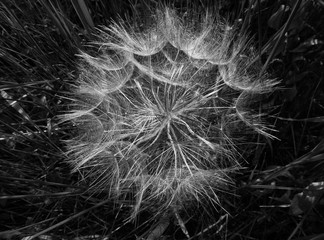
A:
[63,5,278,219]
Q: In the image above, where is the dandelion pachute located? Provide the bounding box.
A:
[63,6,278,219]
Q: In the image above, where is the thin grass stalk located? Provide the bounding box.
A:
[71,0,94,34]
[40,0,75,46]
[28,199,111,240]
[260,0,302,75]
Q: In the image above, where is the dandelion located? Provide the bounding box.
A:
[63,4,278,224]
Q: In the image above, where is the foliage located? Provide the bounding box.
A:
[0,0,323,239]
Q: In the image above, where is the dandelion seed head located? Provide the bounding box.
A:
[63,4,279,219]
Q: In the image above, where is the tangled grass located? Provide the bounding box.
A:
[62,5,278,220]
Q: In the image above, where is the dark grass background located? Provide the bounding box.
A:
[0,0,324,239]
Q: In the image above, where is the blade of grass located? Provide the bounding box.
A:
[0,218,55,237]
[70,0,94,34]
[28,199,111,240]
[40,0,76,47]
[257,0,262,56]
[0,2,46,61]
[0,2,23,31]
[1,90,32,122]
[0,92,61,152]
[260,0,302,76]
[0,191,82,200]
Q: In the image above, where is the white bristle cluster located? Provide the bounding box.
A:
[64,6,277,218]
